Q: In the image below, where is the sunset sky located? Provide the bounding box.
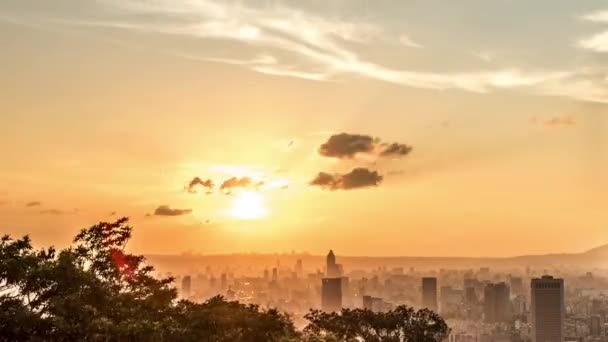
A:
[1,0,607,257]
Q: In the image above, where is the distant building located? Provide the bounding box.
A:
[510,276,524,296]
[590,315,602,337]
[181,275,191,298]
[531,275,564,342]
[483,282,510,323]
[422,277,438,312]
[362,295,392,312]
[272,267,278,282]
[295,259,303,277]
[220,273,228,290]
[326,250,341,277]
[322,277,342,312]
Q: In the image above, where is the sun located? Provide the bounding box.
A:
[231,191,267,220]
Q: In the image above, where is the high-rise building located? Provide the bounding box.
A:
[510,276,524,296]
[295,259,303,277]
[326,250,340,277]
[483,282,510,323]
[590,315,602,337]
[181,275,192,298]
[322,277,342,312]
[422,277,438,312]
[531,275,564,342]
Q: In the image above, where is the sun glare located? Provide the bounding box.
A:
[231,191,267,220]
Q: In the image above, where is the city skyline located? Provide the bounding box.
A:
[1,0,608,258]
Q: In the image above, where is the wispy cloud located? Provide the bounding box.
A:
[398,34,423,49]
[579,9,608,52]
[18,0,608,103]
[581,10,608,23]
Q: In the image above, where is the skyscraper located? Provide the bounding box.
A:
[322,277,342,312]
[181,275,191,298]
[531,275,564,342]
[422,277,438,312]
[326,250,340,277]
[483,282,510,323]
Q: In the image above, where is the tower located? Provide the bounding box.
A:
[531,275,564,342]
[326,250,339,277]
[422,277,438,312]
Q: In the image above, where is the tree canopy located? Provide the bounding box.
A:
[0,218,449,341]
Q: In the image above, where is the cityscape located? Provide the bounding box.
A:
[161,248,608,341]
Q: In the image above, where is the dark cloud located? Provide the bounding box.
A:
[310,168,383,190]
[26,201,41,207]
[220,177,263,193]
[544,116,575,126]
[380,143,413,157]
[319,133,375,158]
[40,209,67,215]
[186,177,214,193]
[154,205,192,216]
[319,133,412,159]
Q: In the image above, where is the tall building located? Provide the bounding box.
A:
[531,275,564,342]
[181,275,191,298]
[510,276,524,296]
[322,277,342,312]
[295,259,303,277]
[590,315,602,337]
[483,282,510,323]
[326,250,341,277]
[422,277,438,312]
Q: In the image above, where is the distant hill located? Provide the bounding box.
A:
[145,244,608,274]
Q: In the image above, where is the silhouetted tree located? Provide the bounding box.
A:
[0,217,449,341]
[0,218,298,342]
[303,306,450,342]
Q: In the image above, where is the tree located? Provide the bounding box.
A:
[0,218,298,342]
[303,306,450,342]
[0,217,449,341]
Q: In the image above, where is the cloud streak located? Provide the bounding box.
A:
[154,205,192,216]
[60,0,608,103]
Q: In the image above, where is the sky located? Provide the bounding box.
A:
[0,0,607,257]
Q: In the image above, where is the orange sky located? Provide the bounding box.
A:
[0,0,607,257]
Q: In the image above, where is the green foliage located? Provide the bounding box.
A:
[303,307,450,342]
[0,218,449,341]
[0,218,297,342]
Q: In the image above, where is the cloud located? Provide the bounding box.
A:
[154,205,192,216]
[542,115,576,127]
[186,177,214,193]
[581,10,608,23]
[579,31,608,52]
[579,10,608,53]
[60,0,606,103]
[26,201,41,207]
[319,133,375,158]
[40,209,68,215]
[399,34,423,48]
[219,177,263,193]
[318,133,412,159]
[310,168,383,190]
[473,51,494,63]
[380,143,413,157]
